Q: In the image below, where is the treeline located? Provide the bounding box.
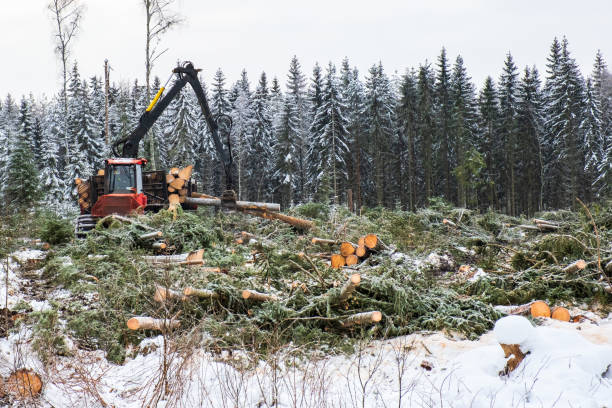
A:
[0,37,610,214]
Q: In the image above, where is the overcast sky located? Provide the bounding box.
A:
[1,0,610,99]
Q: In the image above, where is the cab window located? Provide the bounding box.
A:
[109,165,136,194]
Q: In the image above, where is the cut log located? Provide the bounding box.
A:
[533,219,559,227]
[168,186,176,193]
[241,289,278,302]
[331,254,346,269]
[245,210,314,231]
[127,316,180,331]
[337,273,361,303]
[340,242,356,257]
[355,245,369,258]
[75,178,82,185]
[357,236,365,247]
[168,194,180,206]
[563,259,586,274]
[140,231,162,240]
[341,311,382,328]
[499,343,526,373]
[311,237,339,247]
[345,254,359,266]
[536,223,560,231]
[178,188,188,196]
[97,169,105,176]
[178,165,193,181]
[142,249,203,264]
[169,178,186,190]
[153,284,183,302]
[184,197,280,212]
[165,174,175,184]
[191,192,218,199]
[169,167,179,176]
[183,286,219,299]
[6,369,43,398]
[517,224,541,231]
[551,307,570,322]
[530,300,551,318]
[152,241,167,250]
[364,234,384,251]
[178,259,204,266]
[187,249,205,262]
[442,218,457,228]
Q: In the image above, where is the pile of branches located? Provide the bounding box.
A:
[36,201,611,362]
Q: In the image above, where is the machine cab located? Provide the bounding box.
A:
[104,158,146,195]
[90,158,149,217]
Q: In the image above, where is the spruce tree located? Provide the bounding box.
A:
[416,64,436,202]
[250,72,274,201]
[397,69,419,209]
[39,97,66,204]
[477,76,500,210]
[285,56,308,203]
[435,48,454,201]
[308,62,349,203]
[450,55,478,208]
[230,74,254,199]
[3,131,42,210]
[516,67,545,214]
[591,51,612,198]
[498,53,520,214]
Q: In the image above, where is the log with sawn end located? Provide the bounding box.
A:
[337,274,361,303]
[154,284,183,302]
[562,259,586,274]
[184,196,280,212]
[311,237,339,247]
[127,316,180,331]
[341,311,382,328]
[241,289,278,302]
[183,287,219,299]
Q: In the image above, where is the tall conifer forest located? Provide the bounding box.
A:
[1,37,610,214]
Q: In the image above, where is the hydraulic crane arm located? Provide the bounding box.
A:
[112,62,233,190]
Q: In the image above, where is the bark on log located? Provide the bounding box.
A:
[345,254,359,266]
[184,197,281,212]
[127,316,180,331]
[178,165,193,181]
[245,210,314,231]
[178,259,204,266]
[241,289,278,302]
[168,194,180,206]
[183,286,219,299]
[340,242,356,257]
[143,249,203,264]
[517,225,541,231]
[563,259,587,274]
[140,231,162,240]
[533,219,559,227]
[153,284,183,302]
[201,267,222,273]
[191,192,218,199]
[442,218,457,228]
[311,237,339,247]
[337,274,361,303]
[536,223,560,231]
[341,311,382,328]
[152,242,167,250]
[331,254,346,269]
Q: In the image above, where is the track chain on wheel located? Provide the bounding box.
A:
[75,215,101,238]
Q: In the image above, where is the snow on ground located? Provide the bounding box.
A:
[1,250,612,407]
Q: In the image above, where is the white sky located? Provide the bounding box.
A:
[1,0,610,99]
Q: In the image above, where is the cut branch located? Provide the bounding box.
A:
[241,289,278,302]
[127,316,180,331]
[341,311,382,328]
[337,274,361,303]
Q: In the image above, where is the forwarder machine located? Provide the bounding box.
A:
[74,61,238,235]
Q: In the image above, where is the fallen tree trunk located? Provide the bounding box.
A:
[142,249,204,264]
[241,289,278,302]
[337,274,361,303]
[341,311,382,328]
[127,316,180,331]
[563,259,587,274]
[244,210,314,231]
[184,197,280,212]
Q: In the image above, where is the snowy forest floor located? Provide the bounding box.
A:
[0,201,611,407]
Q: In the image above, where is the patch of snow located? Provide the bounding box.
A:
[468,267,488,281]
[493,315,534,345]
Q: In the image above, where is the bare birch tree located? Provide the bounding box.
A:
[142,0,181,169]
[48,0,83,113]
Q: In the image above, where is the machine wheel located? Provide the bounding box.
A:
[75,215,101,238]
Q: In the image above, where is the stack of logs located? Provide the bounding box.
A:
[165,164,314,230]
[311,233,386,269]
